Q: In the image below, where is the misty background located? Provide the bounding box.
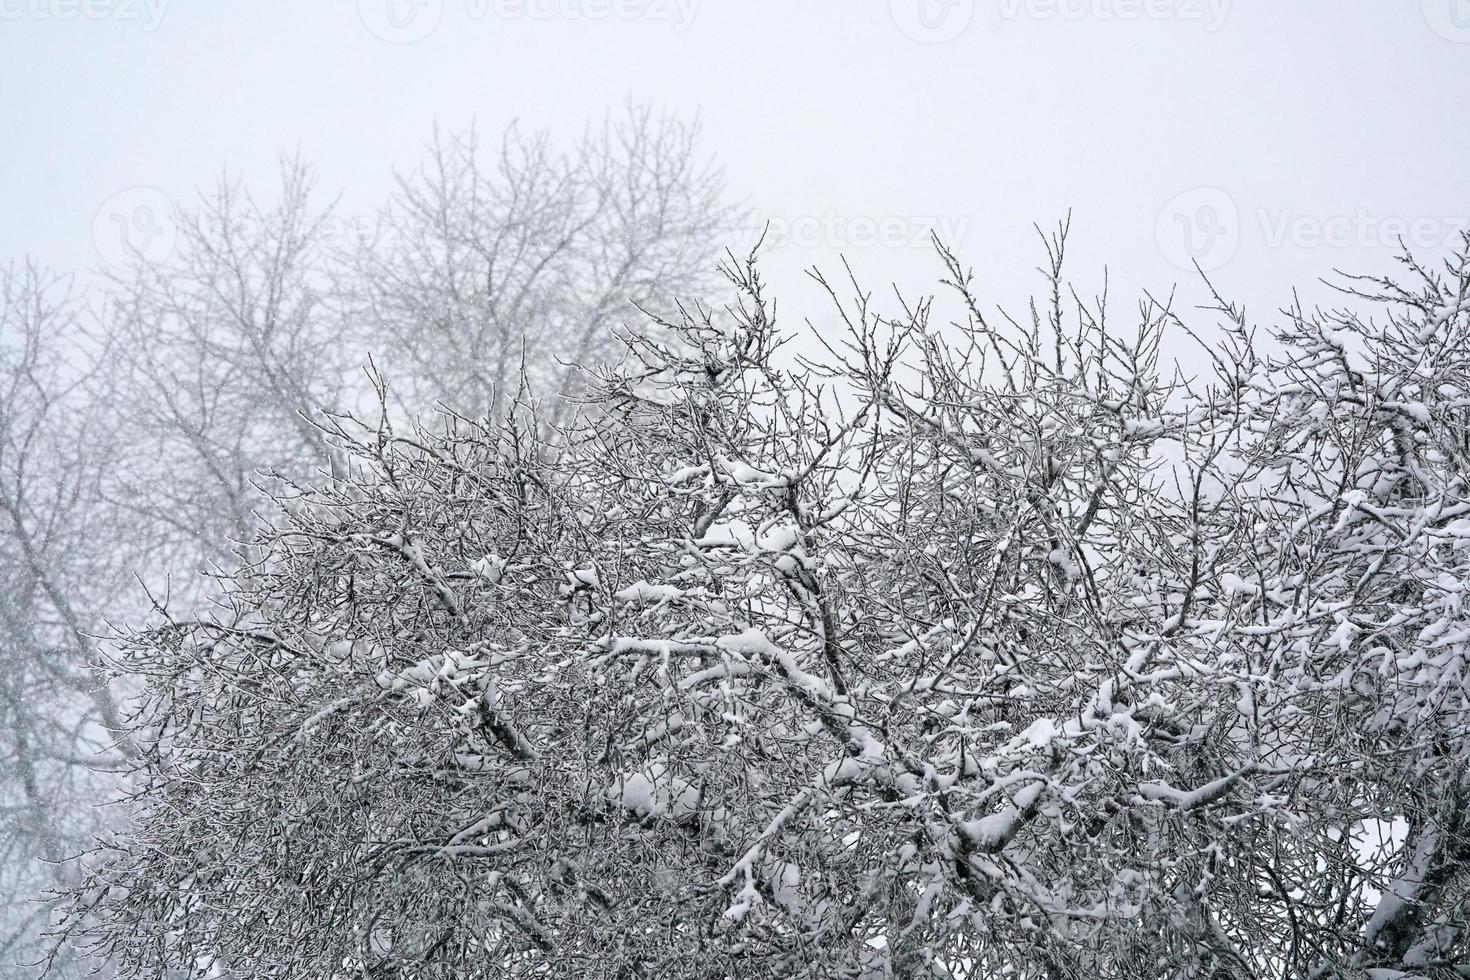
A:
[1,2,1468,976]
[3,1,1467,329]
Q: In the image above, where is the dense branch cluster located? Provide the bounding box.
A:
[61,231,1470,978]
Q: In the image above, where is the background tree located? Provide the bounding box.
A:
[0,264,133,980]
[0,106,739,977]
[103,106,741,579]
[106,158,352,575]
[349,103,741,426]
[63,233,1470,978]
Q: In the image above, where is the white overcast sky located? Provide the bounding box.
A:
[2,1,1466,343]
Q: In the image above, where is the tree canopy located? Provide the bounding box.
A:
[64,231,1470,979]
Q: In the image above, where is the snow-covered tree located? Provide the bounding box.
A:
[2,107,738,977]
[62,230,1470,978]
